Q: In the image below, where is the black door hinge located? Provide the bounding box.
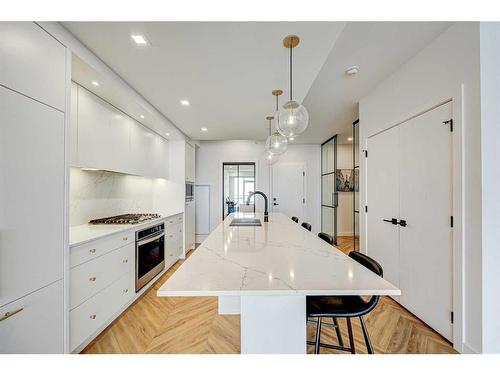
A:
[365,205,368,213]
[364,150,368,158]
[302,171,305,177]
[451,311,454,324]
[443,119,453,132]
[302,198,305,204]
[451,216,454,228]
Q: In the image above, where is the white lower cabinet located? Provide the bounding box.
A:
[166,219,184,266]
[70,271,134,351]
[70,243,134,309]
[0,280,64,353]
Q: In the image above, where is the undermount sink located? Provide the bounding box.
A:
[229,218,262,227]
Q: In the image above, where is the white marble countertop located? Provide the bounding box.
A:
[69,212,183,247]
[157,212,400,297]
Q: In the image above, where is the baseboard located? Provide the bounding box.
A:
[196,234,208,243]
[462,342,479,354]
[337,232,354,237]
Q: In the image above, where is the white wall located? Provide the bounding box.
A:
[359,22,481,352]
[479,22,500,354]
[195,141,321,239]
[337,144,354,236]
[70,167,183,226]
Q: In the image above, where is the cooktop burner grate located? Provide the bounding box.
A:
[89,213,161,225]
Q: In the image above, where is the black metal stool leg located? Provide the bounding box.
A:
[346,318,355,354]
[359,316,374,354]
[314,317,322,354]
[332,317,344,347]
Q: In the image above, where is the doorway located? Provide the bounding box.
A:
[366,101,453,341]
[222,163,256,219]
[321,136,338,244]
[271,163,306,220]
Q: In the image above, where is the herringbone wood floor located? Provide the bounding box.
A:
[82,237,456,354]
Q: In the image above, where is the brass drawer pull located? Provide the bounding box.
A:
[123,259,128,263]
[123,237,128,241]
[89,277,97,282]
[123,289,129,294]
[89,314,97,320]
[0,308,24,322]
[89,248,96,254]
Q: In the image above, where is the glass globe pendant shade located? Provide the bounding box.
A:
[277,100,309,138]
[265,130,288,155]
[264,150,279,165]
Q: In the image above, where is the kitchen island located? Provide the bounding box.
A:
[157,212,400,354]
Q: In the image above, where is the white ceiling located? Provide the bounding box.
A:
[63,21,452,144]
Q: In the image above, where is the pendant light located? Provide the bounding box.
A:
[265,90,288,155]
[277,35,309,138]
[264,116,279,165]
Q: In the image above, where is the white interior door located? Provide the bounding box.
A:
[399,102,453,341]
[272,163,305,221]
[366,126,401,293]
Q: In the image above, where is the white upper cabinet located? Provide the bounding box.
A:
[72,84,169,179]
[0,22,66,111]
[69,83,79,166]
[185,142,196,182]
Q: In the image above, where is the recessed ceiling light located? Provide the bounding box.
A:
[345,65,360,76]
[289,137,295,141]
[201,127,208,132]
[140,115,145,119]
[131,34,148,45]
[165,132,170,136]
[180,99,190,106]
[91,81,99,86]
[347,137,353,141]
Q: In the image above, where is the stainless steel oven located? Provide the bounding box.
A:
[185,181,194,202]
[135,223,165,292]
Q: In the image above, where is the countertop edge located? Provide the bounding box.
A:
[157,289,402,297]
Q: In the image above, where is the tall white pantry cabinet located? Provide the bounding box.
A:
[0,22,67,353]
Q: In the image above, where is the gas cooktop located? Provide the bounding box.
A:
[89,213,161,225]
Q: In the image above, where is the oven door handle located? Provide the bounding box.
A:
[137,231,165,247]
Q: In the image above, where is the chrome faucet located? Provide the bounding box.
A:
[246,191,269,222]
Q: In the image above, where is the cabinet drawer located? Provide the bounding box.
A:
[70,271,134,352]
[0,280,63,353]
[165,214,183,226]
[70,243,134,309]
[0,22,66,111]
[70,231,133,268]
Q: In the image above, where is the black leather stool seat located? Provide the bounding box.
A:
[307,295,373,318]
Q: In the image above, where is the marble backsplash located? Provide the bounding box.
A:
[70,168,184,226]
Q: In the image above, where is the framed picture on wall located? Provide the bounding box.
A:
[336,169,355,192]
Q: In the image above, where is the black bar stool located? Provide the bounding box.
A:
[301,222,312,231]
[318,232,334,245]
[291,216,299,223]
[306,251,383,354]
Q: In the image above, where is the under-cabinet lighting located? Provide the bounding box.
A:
[91,81,99,87]
[81,168,99,171]
[131,34,148,45]
[165,132,170,136]
[180,99,190,106]
[347,137,353,141]
[201,127,208,132]
[140,115,145,119]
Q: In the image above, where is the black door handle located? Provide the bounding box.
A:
[273,203,279,206]
[383,218,398,225]
[398,219,407,227]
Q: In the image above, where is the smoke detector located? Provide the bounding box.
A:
[345,65,360,76]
